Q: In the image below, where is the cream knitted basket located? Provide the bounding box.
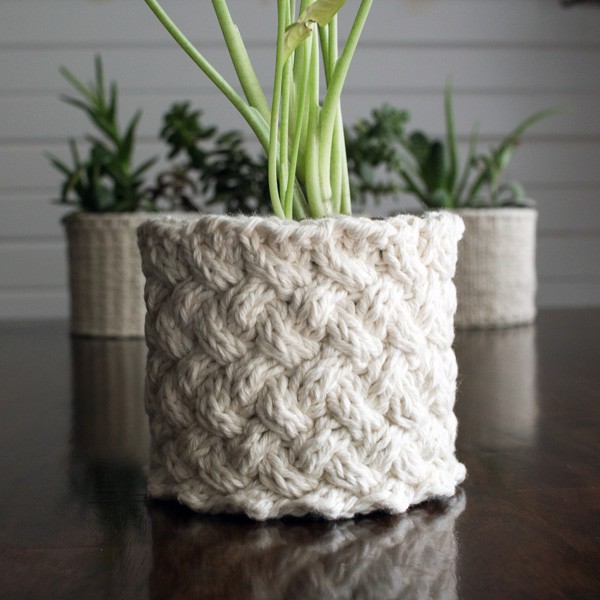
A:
[454,208,538,329]
[64,212,149,337]
[137,212,466,520]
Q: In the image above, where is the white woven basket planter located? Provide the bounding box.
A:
[137,212,466,520]
[64,212,149,337]
[454,208,538,329]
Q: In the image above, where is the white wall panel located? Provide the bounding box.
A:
[1,0,599,318]
[2,91,596,140]
[3,0,600,46]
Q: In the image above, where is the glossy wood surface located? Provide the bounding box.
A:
[1,310,599,599]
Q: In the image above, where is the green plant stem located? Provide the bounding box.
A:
[304,33,327,217]
[144,0,270,154]
[323,17,337,85]
[319,0,373,202]
[211,0,271,121]
[285,36,311,219]
[268,0,289,218]
[279,54,294,204]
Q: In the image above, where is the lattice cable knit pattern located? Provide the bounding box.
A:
[138,212,466,520]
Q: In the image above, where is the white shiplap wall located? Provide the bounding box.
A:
[1,0,599,318]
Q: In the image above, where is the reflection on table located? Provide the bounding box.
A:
[454,325,538,450]
[150,492,465,600]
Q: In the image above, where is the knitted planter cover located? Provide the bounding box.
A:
[138,212,466,520]
[64,213,148,337]
[454,208,538,329]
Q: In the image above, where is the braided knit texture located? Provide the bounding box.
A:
[454,208,537,329]
[65,213,148,337]
[138,212,466,520]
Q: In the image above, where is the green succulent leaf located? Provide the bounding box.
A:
[422,140,446,193]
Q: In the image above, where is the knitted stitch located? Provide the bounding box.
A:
[138,212,466,520]
[65,213,148,337]
[454,208,537,329]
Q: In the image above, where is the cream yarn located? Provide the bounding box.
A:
[138,212,466,520]
[454,208,538,328]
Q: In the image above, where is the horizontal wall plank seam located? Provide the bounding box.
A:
[2,40,600,52]
[6,135,600,147]
[3,87,600,99]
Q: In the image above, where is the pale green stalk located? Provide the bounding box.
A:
[279,51,294,202]
[146,0,365,219]
[325,18,344,214]
[329,111,344,213]
[268,0,289,218]
[211,0,271,121]
[144,0,270,152]
[284,34,312,218]
[319,0,373,201]
[304,33,327,216]
[322,17,338,84]
[340,144,351,214]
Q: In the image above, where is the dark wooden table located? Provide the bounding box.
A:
[1,309,599,599]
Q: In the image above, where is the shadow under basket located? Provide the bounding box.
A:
[137,212,466,520]
[64,212,149,338]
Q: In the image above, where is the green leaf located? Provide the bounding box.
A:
[120,110,142,163]
[430,188,451,209]
[455,122,479,206]
[132,156,158,178]
[500,107,563,153]
[284,0,347,61]
[422,141,446,193]
[407,132,432,172]
[444,77,458,194]
[301,0,347,27]
[59,66,94,103]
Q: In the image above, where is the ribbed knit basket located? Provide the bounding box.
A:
[454,208,538,329]
[64,212,149,337]
[137,212,466,520]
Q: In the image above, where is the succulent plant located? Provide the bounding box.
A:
[400,81,560,208]
[345,104,410,206]
[47,56,157,212]
[150,101,271,215]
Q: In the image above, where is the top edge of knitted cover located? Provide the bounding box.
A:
[63,211,156,225]
[137,211,464,240]
[452,207,537,219]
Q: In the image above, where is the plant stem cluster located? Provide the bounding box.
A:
[145,0,374,220]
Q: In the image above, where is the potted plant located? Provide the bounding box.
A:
[400,83,560,329]
[48,56,158,337]
[138,0,466,520]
